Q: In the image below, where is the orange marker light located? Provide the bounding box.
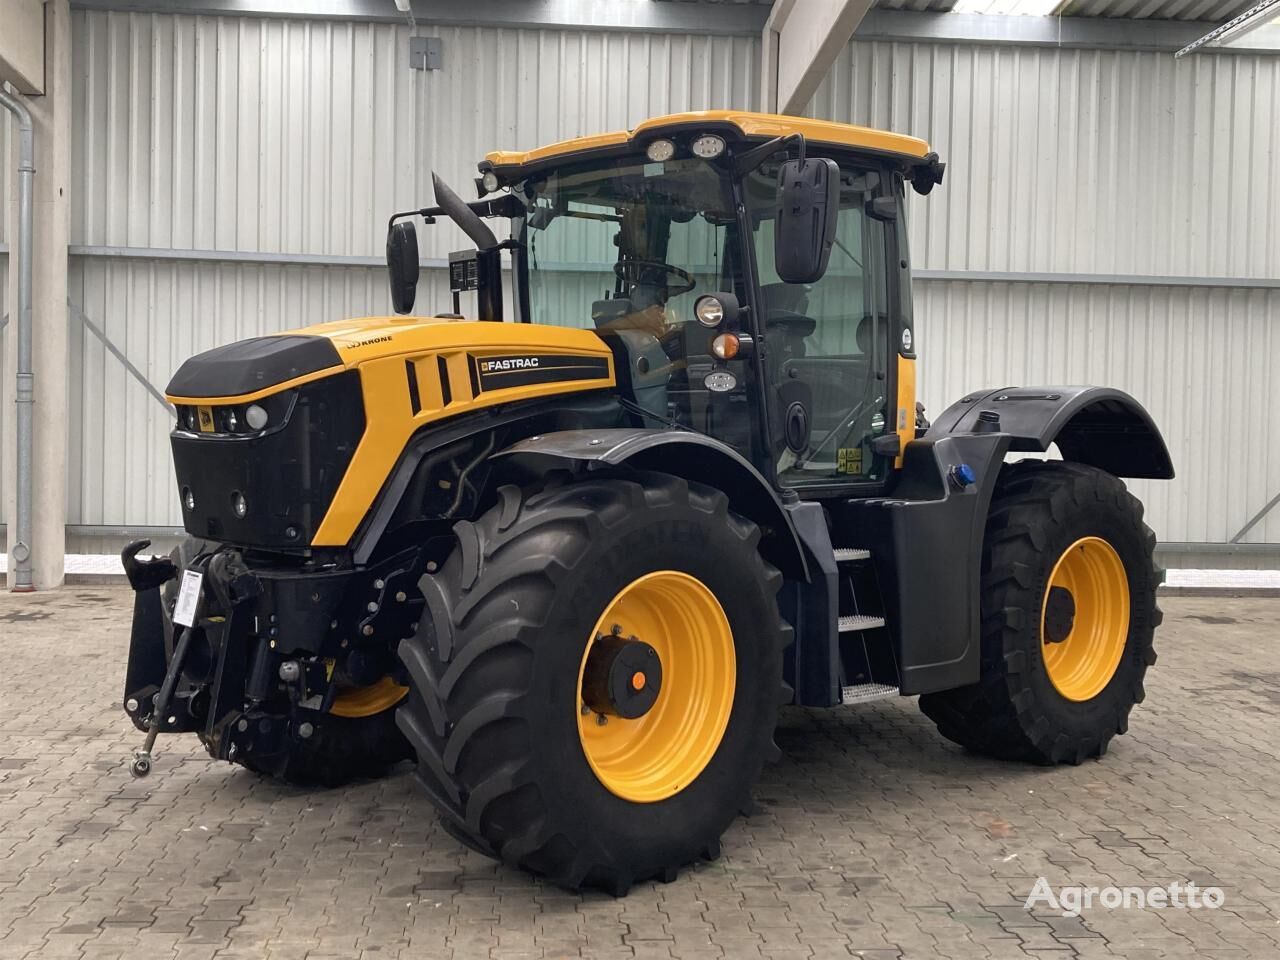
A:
[631,671,647,691]
[711,333,740,360]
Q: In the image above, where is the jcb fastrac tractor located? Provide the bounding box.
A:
[122,111,1172,893]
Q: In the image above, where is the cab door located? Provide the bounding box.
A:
[745,160,898,493]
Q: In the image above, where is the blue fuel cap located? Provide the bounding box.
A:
[951,463,977,489]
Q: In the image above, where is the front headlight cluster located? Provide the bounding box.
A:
[176,394,289,436]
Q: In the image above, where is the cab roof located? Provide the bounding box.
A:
[483,110,932,172]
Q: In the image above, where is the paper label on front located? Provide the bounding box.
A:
[173,570,204,627]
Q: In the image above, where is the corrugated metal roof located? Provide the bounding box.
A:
[876,0,959,11]
[658,0,1259,16]
[1058,0,1261,20]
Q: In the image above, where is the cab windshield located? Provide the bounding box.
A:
[513,155,764,462]
[514,156,747,330]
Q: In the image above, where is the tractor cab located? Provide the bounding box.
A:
[386,111,945,495]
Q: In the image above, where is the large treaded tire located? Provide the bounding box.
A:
[234,706,413,787]
[919,461,1161,765]
[396,472,790,893]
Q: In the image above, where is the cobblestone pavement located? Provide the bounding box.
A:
[1,587,1278,959]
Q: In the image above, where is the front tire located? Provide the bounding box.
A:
[396,473,789,893]
[235,680,414,787]
[919,461,1161,764]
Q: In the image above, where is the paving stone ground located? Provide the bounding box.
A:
[1,587,1278,959]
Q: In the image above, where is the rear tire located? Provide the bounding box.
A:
[919,461,1161,764]
[396,473,790,893]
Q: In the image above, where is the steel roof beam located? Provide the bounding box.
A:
[68,1,1280,53]
[1175,0,1280,57]
[856,9,1280,52]
[69,0,773,36]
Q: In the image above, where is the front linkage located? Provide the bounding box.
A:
[120,539,424,778]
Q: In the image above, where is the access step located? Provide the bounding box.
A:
[840,682,900,704]
[833,548,871,562]
[838,614,886,632]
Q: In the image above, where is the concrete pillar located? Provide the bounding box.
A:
[3,0,71,590]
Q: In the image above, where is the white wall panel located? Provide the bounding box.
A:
[71,11,760,260]
[809,41,1280,279]
[914,279,1280,549]
[45,12,1280,567]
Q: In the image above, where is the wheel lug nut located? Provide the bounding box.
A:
[580,704,591,716]
[596,714,608,726]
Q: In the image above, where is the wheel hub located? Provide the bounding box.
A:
[1043,586,1076,643]
[581,631,663,720]
[576,570,736,804]
[1040,537,1130,702]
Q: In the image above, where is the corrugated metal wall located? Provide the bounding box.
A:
[808,41,1280,563]
[63,10,760,537]
[4,12,1278,564]
[811,42,1280,278]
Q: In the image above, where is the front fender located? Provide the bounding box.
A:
[494,428,808,581]
[927,386,1174,480]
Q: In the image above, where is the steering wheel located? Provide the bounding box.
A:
[614,260,696,298]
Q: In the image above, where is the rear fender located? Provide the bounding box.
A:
[927,386,1174,480]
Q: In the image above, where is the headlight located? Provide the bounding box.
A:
[231,492,248,518]
[691,134,726,159]
[481,170,500,193]
[182,487,195,511]
[645,139,676,163]
[245,404,269,430]
[695,295,725,327]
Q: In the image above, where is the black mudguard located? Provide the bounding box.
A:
[494,428,809,581]
[927,385,1174,480]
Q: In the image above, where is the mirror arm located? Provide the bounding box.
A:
[733,132,807,176]
[388,193,521,233]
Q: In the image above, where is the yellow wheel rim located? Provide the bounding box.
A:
[330,676,409,718]
[576,571,735,803]
[1041,537,1130,702]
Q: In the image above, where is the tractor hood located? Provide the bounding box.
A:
[166,317,612,403]
[165,319,616,550]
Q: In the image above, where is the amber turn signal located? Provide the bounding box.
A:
[711,333,740,360]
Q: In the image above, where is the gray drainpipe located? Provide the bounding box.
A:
[0,85,35,592]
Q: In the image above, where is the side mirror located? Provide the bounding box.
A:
[774,157,839,284]
[386,221,419,315]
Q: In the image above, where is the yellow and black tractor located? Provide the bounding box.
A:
[121,111,1172,893]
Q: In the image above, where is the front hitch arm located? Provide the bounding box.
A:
[122,539,177,591]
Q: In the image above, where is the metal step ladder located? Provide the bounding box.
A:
[833,547,898,705]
